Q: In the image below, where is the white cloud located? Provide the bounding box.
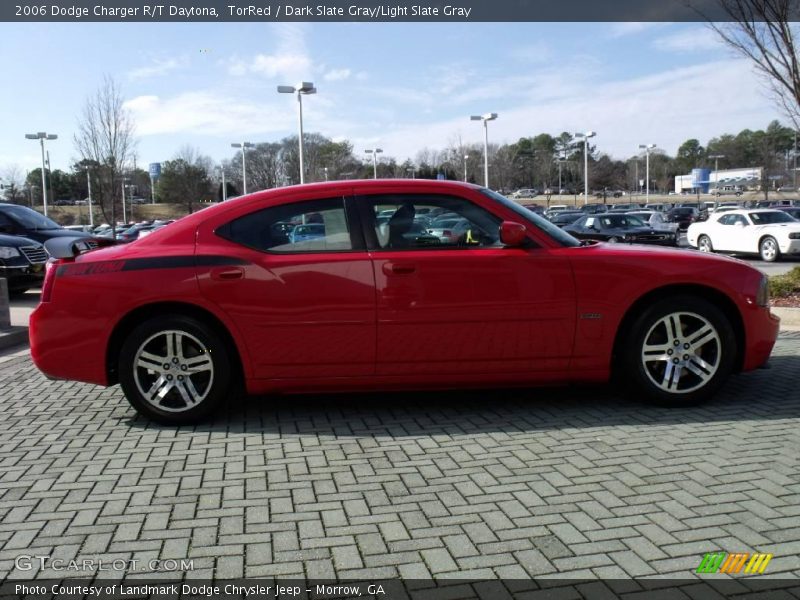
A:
[129,57,186,80]
[653,28,726,53]
[323,68,352,82]
[356,58,781,161]
[123,92,287,137]
[228,23,314,81]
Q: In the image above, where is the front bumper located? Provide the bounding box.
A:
[779,239,800,256]
[0,264,45,291]
[742,306,781,371]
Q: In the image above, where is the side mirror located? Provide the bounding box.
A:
[734,221,746,228]
[499,221,528,247]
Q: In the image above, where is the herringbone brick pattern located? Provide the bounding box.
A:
[0,337,799,580]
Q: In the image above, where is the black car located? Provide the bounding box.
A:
[548,210,584,228]
[665,206,700,230]
[581,203,609,214]
[564,213,678,246]
[0,233,47,295]
[778,207,800,220]
[0,204,99,246]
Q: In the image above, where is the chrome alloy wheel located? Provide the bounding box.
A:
[698,236,712,252]
[760,237,778,261]
[133,330,214,412]
[640,312,721,394]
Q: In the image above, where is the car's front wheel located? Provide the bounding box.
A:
[759,236,780,262]
[697,235,713,253]
[621,296,736,406]
[118,315,233,424]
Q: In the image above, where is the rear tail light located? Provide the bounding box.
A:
[41,258,64,303]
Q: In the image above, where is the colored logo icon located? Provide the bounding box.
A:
[697,552,773,574]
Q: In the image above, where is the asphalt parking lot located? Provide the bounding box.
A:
[0,331,799,582]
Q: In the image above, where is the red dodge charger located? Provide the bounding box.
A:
[30,180,780,424]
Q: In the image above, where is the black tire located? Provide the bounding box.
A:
[759,236,780,262]
[619,295,736,407]
[607,236,620,243]
[697,235,713,253]
[118,315,233,424]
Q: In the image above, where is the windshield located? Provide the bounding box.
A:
[1,204,61,230]
[749,211,796,225]
[480,189,581,247]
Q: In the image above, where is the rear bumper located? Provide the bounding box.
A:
[30,301,110,386]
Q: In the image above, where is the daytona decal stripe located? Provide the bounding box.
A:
[58,255,248,276]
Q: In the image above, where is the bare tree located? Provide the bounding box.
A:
[705,1,800,125]
[74,75,136,229]
[1,165,26,204]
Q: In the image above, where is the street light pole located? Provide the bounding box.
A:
[639,144,656,204]
[121,178,129,224]
[278,82,317,184]
[464,154,469,182]
[231,142,255,194]
[708,154,725,196]
[574,131,596,205]
[365,149,383,179]
[85,166,94,228]
[24,132,57,216]
[470,113,498,188]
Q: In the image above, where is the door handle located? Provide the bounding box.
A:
[383,262,416,276]
[210,267,244,280]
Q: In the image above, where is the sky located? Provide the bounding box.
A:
[0,21,785,175]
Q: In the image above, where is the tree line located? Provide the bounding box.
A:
[1,77,798,224]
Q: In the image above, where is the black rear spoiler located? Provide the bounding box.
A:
[44,236,117,259]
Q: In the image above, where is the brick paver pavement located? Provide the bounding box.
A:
[0,335,799,581]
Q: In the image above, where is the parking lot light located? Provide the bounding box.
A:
[231,142,255,194]
[278,82,317,184]
[471,113,498,188]
[574,131,596,204]
[639,144,657,203]
[24,132,57,216]
[709,154,725,196]
[365,149,383,179]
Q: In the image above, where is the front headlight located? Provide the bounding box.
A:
[0,247,20,259]
[756,273,769,307]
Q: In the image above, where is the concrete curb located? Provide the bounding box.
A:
[0,327,28,351]
[772,306,800,331]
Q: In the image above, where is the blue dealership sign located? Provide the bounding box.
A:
[149,162,162,179]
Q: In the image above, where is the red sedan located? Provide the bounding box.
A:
[30,180,779,424]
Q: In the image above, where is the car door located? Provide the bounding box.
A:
[196,193,376,380]
[358,191,576,378]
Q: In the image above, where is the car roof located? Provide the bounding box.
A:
[148,179,485,238]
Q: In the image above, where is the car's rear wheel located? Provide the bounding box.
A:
[621,296,735,406]
[607,236,620,243]
[759,236,780,262]
[119,315,232,424]
[697,235,713,253]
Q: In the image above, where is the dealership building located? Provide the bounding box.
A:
[674,167,762,193]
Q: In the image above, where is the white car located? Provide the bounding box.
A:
[687,209,800,262]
